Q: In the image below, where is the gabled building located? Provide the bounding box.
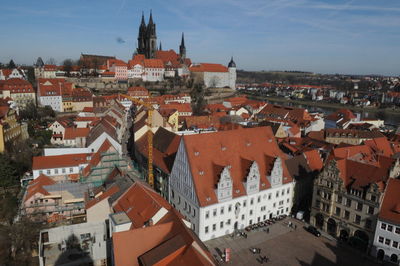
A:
[0,78,35,108]
[372,178,400,263]
[310,154,400,250]
[169,127,295,241]
[325,109,358,129]
[134,127,181,198]
[189,59,236,89]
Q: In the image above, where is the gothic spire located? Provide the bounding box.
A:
[159,42,162,51]
[149,9,154,25]
[140,11,145,25]
[180,32,185,48]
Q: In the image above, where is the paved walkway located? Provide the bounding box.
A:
[205,218,380,266]
[206,219,292,264]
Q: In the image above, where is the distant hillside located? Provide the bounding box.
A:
[236,70,315,84]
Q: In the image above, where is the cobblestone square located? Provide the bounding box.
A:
[205,218,380,266]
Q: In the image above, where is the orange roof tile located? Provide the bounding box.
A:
[24,174,56,202]
[182,127,291,207]
[32,153,90,170]
[64,127,90,139]
[380,178,400,224]
[189,63,228,73]
[112,181,172,229]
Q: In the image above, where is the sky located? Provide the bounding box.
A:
[0,0,399,75]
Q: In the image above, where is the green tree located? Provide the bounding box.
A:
[0,154,19,187]
[8,59,16,69]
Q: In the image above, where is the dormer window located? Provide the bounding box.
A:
[194,151,199,156]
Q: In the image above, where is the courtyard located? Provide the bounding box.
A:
[205,218,380,265]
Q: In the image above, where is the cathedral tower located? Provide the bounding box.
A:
[179,32,186,60]
[137,12,147,55]
[145,10,157,58]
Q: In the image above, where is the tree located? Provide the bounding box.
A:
[191,83,206,115]
[46,58,57,65]
[63,59,74,77]
[0,154,19,188]
[8,59,16,69]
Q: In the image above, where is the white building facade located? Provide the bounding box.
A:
[168,127,295,241]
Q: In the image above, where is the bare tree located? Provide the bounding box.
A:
[46,58,57,65]
[62,59,74,77]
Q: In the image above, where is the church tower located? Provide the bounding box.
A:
[145,10,157,58]
[228,57,237,90]
[179,32,186,60]
[137,12,147,55]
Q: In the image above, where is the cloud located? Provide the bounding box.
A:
[116,37,126,44]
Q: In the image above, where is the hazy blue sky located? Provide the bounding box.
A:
[1,0,399,75]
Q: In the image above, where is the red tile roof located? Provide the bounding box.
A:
[85,185,120,210]
[0,78,34,93]
[189,63,228,73]
[143,59,164,68]
[24,174,56,202]
[160,103,192,114]
[112,209,216,266]
[32,153,90,170]
[64,127,90,139]
[379,178,400,224]
[127,86,149,94]
[182,127,292,207]
[112,181,172,229]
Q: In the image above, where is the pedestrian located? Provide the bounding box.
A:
[267,228,269,234]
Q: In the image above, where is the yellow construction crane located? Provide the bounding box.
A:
[120,94,154,188]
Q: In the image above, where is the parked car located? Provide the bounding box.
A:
[305,225,321,237]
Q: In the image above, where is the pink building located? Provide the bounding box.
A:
[107,59,128,80]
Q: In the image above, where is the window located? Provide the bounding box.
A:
[287,198,290,203]
[243,200,247,207]
[268,193,271,200]
[213,209,217,217]
[193,209,196,217]
[273,203,276,208]
[241,214,245,220]
[371,195,376,202]
[250,198,254,205]
[346,198,351,207]
[227,219,231,225]
[47,170,51,175]
[335,207,341,216]
[257,196,261,203]
[287,188,290,194]
[250,210,253,215]
[276,191,279,198]
[184,202,187,210]
[249,219,253,225]
[385,239,391,246]
[381,223,387,230]
[69,168,73,173]
[54,169,58,174]
[365,219,372,229]
[344,210,350,220]
[220,221,224,229]
[356,202,363,211]
[39,170,43,175]
[396,227,400,234]
[228,205,232,212]
[221,207,224,215]
[393,241,399,248]
[378,236,384,243]
[355,215,361,224]
[367,206,374,215]
[388,225,393,232]
[212,224,216,231]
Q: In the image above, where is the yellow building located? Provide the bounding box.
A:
[0,101,27,152]
[159,109,179,132]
